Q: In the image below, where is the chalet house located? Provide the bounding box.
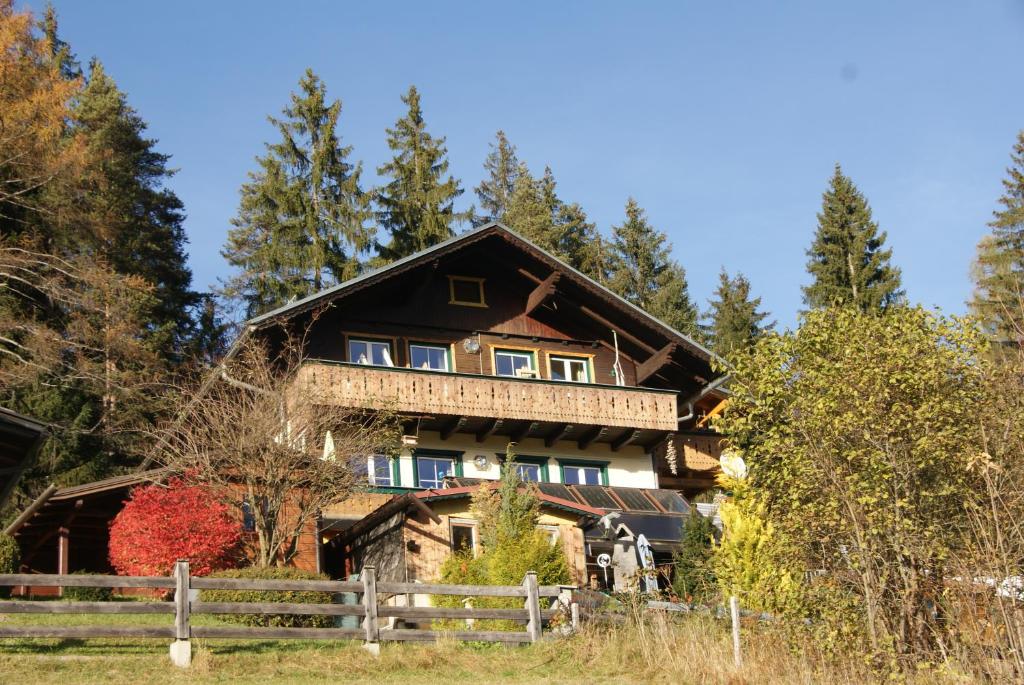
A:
[243,222,726,590]
[9,222,725,590]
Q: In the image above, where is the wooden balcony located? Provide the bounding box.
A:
[295,361,679,449]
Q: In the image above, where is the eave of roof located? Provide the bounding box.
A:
[0,406,50,435]
[414,484,604,518]
[244,222,721,368]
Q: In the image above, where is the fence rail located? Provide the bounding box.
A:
[0,563,570,667]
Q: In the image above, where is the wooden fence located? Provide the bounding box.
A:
[0,562,567,666]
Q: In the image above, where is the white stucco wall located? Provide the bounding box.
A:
[393,430,657,489]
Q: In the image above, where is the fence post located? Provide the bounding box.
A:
[570,602,580,632]
[361,566,379,655]
[170,560,191,668]
[523,571,541,642]
[729,595,742,669]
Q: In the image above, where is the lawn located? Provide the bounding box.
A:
[0,603,977,684]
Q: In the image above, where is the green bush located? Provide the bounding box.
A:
[63,570,114,601]
[200,566,334,628]
[0,534,19,599]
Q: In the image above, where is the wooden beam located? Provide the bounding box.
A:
[635,343,678,385]
[476,419,504,443]
[577,426,608,450]
[21,499,83,569]
[510,422,539,444]
[611,428,637,452]
[440,416,467,441]
[525,273,560,316]
[544,423,574,448]
[4,483,57,536]
[406,495,442,525]
[0,433,45,512]
[517,266,657,355]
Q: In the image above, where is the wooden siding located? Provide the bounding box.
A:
[296,361,677,431]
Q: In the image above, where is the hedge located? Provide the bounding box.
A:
[199,566,335,628]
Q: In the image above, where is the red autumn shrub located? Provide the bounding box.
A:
[108,477,243,576]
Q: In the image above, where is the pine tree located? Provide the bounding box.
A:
[803,164,903,312]
[970,131,1024,346]
[503,164,605,280]
[706,268,772,358]
[71,59,197,355]
[222,69,372,319]
[474,130,519,223]
[375,86,469,262]
[608,199,700,337]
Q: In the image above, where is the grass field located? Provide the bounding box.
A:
[0,606,978,684]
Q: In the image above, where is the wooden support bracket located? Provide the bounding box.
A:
[476,419,504,443]
[525,273,560,316]
[440,416,467,441]
[577,426,608,450]
[544,423,574,448]
[635,343,678,385]
[611,428,637,452]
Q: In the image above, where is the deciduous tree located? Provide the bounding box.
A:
[108,477,243,576]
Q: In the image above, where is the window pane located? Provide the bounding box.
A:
[349,340,368,364]
[570,360,588,382]
[563,465,600,485]
[550,359,566,381]
[451,524,475,552]
[495,351,532,377]
[411,345,448,371]
[516,463,541,482]
[551,357,588,382]
[369,341,391,366]
[417,456,453,489]
[370,455,392,486]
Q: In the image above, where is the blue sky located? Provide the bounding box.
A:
[34,1,1024,328]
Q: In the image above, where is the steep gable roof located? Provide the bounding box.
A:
[245,222,718,370]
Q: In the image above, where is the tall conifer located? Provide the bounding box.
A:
[608,199,699,337]
[222,69,372,318]
[71,60,196,354]
[970,131,1024,345]
[706,269,772,357]
[474,130,519,223]
[375,86,469,262]
[803,164,903,312]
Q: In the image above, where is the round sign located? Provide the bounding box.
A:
[596,553,611,568]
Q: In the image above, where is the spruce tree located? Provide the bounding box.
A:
[706,268,772,357]
[803,164,903,312]
[375,86,469,262]
[608,199,700,337]
[222,69,372,318]
[503,163,604,280]
[970,131,1024,345]
[71,59,197,355]
[474,130,519,223]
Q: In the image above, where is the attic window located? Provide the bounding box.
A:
[448,276,486,307]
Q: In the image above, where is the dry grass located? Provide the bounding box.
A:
[0,610,982,684]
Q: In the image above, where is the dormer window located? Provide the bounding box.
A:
[448,276,486,307]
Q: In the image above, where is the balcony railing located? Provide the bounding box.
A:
[295,361,678,432]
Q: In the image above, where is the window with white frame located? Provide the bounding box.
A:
[494,349,535,378]
[515,462,543,482]
[351,454,394,487]
[450,518,478,554]
[562,464,602,486]
[537,524,560,545]
[348,338,394,366]
[549,355,590,383]
[416,455,455,489]
[409,343,450,371]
